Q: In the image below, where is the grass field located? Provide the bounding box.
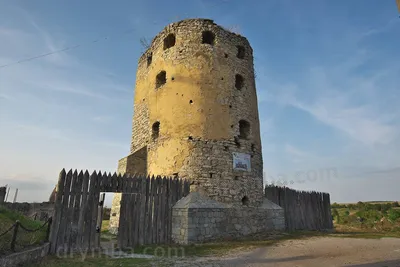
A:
[0,205,48,255]
[26,255,153,267]
[331,201,400,237]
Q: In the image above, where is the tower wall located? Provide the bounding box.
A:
[124,19,263,206]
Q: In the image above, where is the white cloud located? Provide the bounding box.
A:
[256,16,400,201]
[288,95,398,146]
[260,56,400,147]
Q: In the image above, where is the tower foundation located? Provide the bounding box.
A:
[171,192,285,244]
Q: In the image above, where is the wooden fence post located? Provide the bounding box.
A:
[46,217,53,242]
[10,221,20,252]
[49,169,66,254]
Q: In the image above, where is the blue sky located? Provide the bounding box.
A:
[0,0,399,205]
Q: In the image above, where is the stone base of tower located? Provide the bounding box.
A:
[171,192,285,244]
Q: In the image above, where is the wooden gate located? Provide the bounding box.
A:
[117,176,189,247]
[49,169,189,253]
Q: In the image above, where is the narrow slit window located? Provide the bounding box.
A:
[235,74,244,90]
[242,196,249,206]
[152,121,160,140]
[163,33,176,50]
[147,52,152,67]
[202,31,215,45]
[237,45,245,59]
[239,120,250,139]
[156,71,166,89]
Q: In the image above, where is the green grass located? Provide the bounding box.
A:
[0,205,48,255]
[27,255,152,267]
[99,220,117,242]
[101,220,110,233]
[331,202,400,239]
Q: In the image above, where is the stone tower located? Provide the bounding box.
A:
[110,19,264,231]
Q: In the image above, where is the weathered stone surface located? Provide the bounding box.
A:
[171,192,285,244]
[174,191,227,209]
[0,243,50,267]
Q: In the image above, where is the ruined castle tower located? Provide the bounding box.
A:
[110,19,263,231]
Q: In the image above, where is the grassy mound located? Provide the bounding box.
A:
[0,205,48,255]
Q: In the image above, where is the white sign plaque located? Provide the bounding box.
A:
[232,152,251,172]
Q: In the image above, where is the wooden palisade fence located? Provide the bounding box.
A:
[49,169,190,253]
[265,185,333,231]
[118,175,189,248]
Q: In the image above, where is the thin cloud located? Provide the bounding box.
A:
[0,24,131,101]
[92,116,113,123]
[361,18,399,38]
[260,56,399,146]
[0,94,12,100]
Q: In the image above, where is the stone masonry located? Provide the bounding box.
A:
[172,192,285,244]
[109,18,285,237]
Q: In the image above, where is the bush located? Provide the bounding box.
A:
[356,209,382,221]
[347,204,355,210]
[331,202,339,208]
[387,209,400,222]
[381,204,392,212]
[332,208,340,223]
[331,203,346,209]
[344,210,350,216]
[364,204,374,211]
[392,202,400,207]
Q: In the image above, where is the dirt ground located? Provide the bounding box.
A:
[170,237,400,267]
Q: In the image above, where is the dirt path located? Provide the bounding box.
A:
[170,237,400,267]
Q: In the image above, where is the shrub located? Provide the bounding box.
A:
[387,209,400,222]
[382,203,392,212]
[332,208,340,223]
[356,209,381,221]
[364,204,374,211]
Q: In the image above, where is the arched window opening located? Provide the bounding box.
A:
[202,31,215,45]
[163,33,176,50]
[242,196,249,206]
[147,52,152,67]
[239,120,250,139]
[152,121,160,140]
[237,45,245,59]
[235,74,244,90]
[156,71,166,89]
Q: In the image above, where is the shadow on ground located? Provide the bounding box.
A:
[185,255,316,266]
[343,259,400,267]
